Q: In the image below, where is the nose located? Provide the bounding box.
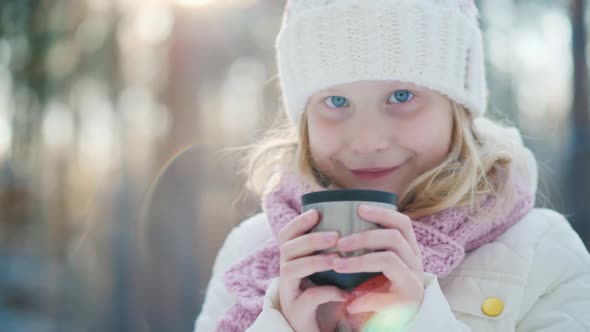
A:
[348,116,390,154]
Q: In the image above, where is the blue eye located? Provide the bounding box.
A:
[389,90,414,103]
[324,96,349,108]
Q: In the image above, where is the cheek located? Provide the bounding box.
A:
[306,115,340,162]
[401,109,452,169]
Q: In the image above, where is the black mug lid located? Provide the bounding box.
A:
[302,189,398,206]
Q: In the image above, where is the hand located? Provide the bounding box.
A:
[278,209,350,332]
[333,204,425,317]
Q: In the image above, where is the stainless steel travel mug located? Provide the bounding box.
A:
[301,189,398,290]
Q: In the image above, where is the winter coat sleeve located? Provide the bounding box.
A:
[194,213,269,332]
[405,210,590,331]
[245,277,295,331]
[515,210,590,331]
[402,210,590,331]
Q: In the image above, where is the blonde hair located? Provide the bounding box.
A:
[233,102,517,222]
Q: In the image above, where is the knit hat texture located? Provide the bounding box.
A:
[276,0,488,131]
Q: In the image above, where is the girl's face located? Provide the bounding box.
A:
[305,80,454,196]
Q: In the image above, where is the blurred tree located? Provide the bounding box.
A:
[0,0,103,331]
[0,0,45,170]
[0,0,43,235]
[566,0,590,250]
[476,0,519,125]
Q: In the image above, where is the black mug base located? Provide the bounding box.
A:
[307,270,382,291]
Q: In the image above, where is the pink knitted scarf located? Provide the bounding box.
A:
[215,169,535,331]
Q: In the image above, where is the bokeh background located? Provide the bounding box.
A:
[0,0,588,331]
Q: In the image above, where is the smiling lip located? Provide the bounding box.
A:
[350,166,400,180]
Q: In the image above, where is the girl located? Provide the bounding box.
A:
[195,0,590,331]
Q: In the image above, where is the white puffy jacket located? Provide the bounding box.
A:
[194,207,590,331]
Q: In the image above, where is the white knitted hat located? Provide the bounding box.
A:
[276,0,488,131]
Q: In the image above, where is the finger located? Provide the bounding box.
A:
[332,251,415,284]
[297,285,349,311]
[281,231,339,262]
[281,253,340,281]
[336,229,419,272]
[277,209,319,244]
[358,205,421,256]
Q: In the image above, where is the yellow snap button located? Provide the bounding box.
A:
[481,297,504,317]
